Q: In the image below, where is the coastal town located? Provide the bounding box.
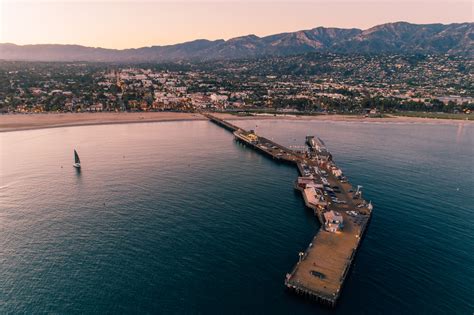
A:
[2,0,473,310]
[0,53,472,116]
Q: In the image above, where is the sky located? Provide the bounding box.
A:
[1,0,472,49]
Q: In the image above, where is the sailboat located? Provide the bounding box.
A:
[73,149,81,169]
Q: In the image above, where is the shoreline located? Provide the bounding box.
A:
[212,112,474,125]
[1,111,472,133]
[0,112,207,133]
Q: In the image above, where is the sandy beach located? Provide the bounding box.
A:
[0,112,206,132]
[212,112,473,125]
[0,112,471,133]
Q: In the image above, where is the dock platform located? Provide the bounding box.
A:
[206,113,373,307]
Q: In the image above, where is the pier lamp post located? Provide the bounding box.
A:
[299,252,304,262]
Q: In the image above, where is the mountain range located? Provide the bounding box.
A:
[1,22,472,62]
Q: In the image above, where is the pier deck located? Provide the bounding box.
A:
[206,113,372,307]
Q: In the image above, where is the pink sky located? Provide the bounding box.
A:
[1,1,472,49]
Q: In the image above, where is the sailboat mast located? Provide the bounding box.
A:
[74,150,80,164]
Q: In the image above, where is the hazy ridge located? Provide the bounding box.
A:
[1,22,472,62]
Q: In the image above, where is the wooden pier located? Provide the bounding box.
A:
[204,113,242,132]
[206,113,372,307]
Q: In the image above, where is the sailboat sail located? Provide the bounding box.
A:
[74,150,80,164]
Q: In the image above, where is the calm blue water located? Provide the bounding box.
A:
[0,120,473,314]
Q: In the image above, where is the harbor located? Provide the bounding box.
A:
[206,113,373,307]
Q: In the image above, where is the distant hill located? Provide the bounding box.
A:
[1,22,472,62]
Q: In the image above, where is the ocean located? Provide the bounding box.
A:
[1,119,472,314]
